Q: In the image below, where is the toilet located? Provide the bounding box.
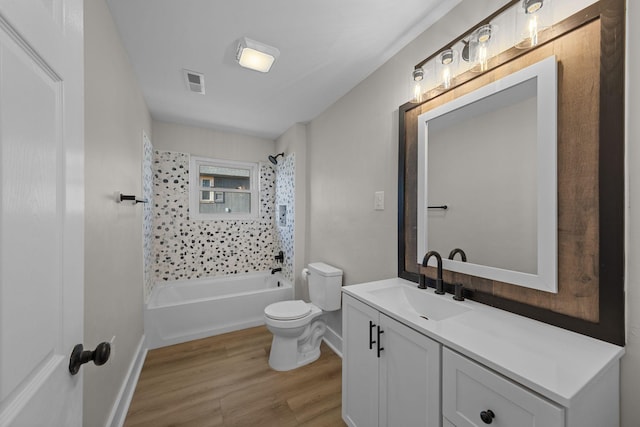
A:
[264,262,343,371]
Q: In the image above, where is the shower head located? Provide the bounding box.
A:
[268,152,284,165]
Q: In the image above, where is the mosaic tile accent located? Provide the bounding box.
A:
[142,134,154,300]
[274,153,295,282]
[152,151,282,283]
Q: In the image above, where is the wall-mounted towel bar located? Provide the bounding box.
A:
[116,192,148,204]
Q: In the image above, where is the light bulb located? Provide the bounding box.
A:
[477,44,488,72]
[442,67,452,90]
[528,15,539,47]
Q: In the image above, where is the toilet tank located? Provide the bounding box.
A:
[307,262,343,311]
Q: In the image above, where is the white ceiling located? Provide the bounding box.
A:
[106,0,461,140]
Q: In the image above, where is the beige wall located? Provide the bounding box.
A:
[306,0,508,285]
[622,0,640,425]
[152,120,274,162]
[305,0,507,342]
[84,0,151,425]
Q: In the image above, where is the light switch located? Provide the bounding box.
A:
[374,191,384,210]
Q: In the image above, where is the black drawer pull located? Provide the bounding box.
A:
[369,321,376,350]
[480,409,495,424]
[376,326,384,358]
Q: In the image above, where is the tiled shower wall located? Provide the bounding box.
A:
[142,134,154,299]
[274,153,295,283]
[150,150,286,287]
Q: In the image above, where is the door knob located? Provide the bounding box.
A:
[480,409,495,424]
[69,342,111,375]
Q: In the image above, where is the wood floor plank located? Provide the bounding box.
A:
[124,326,347,427]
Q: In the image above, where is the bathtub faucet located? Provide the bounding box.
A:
[271,268,282,275]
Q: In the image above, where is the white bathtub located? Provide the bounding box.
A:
[145,271,293,349]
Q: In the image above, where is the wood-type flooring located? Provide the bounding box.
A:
[124,326,346,427]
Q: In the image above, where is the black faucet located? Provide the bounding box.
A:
[448,248,467,262]
[419,251,445,295]
[274,250,284,263]
[271,267,282,275]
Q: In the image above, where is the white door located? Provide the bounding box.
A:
[0,0,84,425]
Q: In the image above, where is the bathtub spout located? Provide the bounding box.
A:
[271,268,282,274]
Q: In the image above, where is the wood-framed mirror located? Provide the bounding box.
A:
[398,0,625,345]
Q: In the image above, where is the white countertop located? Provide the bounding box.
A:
[342,278,625,407]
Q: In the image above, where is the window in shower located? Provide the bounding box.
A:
[189,156,259,220]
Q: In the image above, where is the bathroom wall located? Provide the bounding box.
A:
[622,0,640,425]
[306,0,510,346]
[151,150,278,283]
[152,120,275,159]
[276,123,308,300]
[84,0,151,425]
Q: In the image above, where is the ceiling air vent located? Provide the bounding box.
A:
[183,69,205,94]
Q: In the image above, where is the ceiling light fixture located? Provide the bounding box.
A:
[236,37,280,73]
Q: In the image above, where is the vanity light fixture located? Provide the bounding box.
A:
[516,0,550,49]
[236,37,280,73]
[438,49,457,90]
[470,24,495,72]
[411,67,425,103]
[406,0,555,103]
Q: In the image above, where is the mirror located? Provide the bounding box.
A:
[417,56,558,293]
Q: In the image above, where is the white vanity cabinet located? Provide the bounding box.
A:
[342,278,624,427]
[342,294,441,427]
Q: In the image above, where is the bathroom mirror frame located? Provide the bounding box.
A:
[417,56,558,293]
[397,0,625,345]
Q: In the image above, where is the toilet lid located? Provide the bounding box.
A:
[265,300,311,320]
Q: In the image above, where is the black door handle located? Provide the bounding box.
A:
[69,342,111,375]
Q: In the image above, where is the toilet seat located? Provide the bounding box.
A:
[265,300,311,321]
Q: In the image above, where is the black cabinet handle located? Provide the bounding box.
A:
[376,326,384,358]
[369,321,376,350]
[480,410,495,424]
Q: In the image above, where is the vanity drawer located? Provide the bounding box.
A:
[443,348,564,427]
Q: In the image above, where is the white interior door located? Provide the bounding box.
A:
[0,0,84,425]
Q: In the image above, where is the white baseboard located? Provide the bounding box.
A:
[323,325,342,358]
[106,335,147,427]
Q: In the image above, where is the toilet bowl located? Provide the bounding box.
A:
[264,300,324,371]
[264,262,343,371]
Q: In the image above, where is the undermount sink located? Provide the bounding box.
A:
[368,285,471,321]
